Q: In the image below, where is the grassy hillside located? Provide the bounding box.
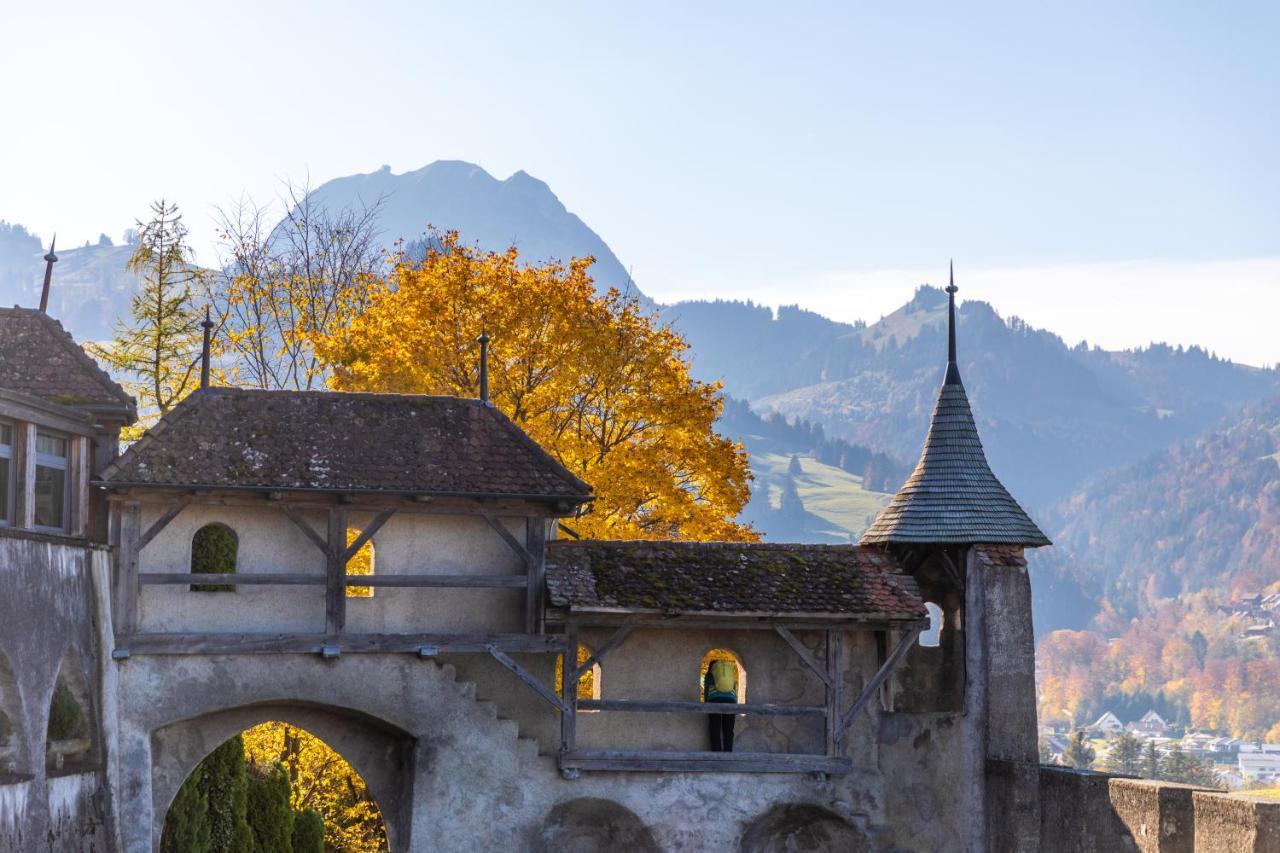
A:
[748,452,890,543]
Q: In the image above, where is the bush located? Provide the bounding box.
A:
[246,763,294,853]
[191,523,238,592]
[162,762,212,853]
[291,809,325,853]
[47,678,87,741]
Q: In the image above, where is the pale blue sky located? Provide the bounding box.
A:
[3,2,1278,363]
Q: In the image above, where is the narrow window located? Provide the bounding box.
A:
[555,644,602,704]
[920,602,944,648]
[0,422,13,527]
[33,431,69,532]
[346,527,374,598]
[46,648,93,771]
[190,523,238,592]
[699,649,746,703]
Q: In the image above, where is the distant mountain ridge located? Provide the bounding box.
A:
[302,161,644,301]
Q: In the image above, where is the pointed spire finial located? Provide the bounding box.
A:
[39,234,58,313]
[200,307,214,390]
[477,330,492,405]
[944,259,962,386]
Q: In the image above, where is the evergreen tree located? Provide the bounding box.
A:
[202,736,253,852]
[246,762,294,853]
[1063,730,1096,770]
[1105,731,1143,776]
[1161,745,1220,787]
[291,809,325,853]
[1143,740,1161,780]
[161,762,212,853]
[787,453,803,476]
[89,199,206,432]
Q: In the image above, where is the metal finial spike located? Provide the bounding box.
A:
[944,260,962,386]
[39,234,59,313]
[43,234,58,263]
[199,308,214,390]
[477,330,492,405]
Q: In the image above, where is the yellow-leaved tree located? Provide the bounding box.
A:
[313,231,756,541]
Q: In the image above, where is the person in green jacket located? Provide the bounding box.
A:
[704,658,738,751]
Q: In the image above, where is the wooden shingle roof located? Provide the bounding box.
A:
[546,540,926,620]
[100,387,592,502]
[0,307,136,421]
[861,271,1049,548]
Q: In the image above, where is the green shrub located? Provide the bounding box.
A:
[47,678,87,741]
[246,762,294,853]
[162,762,212,853]
[202,735,253,852]
[291,809,325,853]
[0,709,11,746]
[191,523,238,592]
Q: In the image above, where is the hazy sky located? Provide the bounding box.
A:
[3,2,1278,364]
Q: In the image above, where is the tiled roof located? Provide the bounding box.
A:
[100,387,593,501]
[546,540,926,619]
[861,275,1049,548]
[0,307,136,420]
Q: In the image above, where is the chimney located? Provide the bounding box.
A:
[39,235,57,313]
[200,308,214,390]
[477,331,491,405]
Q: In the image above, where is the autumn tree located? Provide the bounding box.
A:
[209,184,383,390]
[1063,731,1096,770]
[90,200,206,432]
[313,231,756,541]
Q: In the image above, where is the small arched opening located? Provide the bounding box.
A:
[0,648,25,779]
[539,798,660,853]
[699,648,746,703]
[45,647,94,773]
[346,527,375,598]
[161,721,390,853]
[554,644,602,708]
[739,803,869,852]
[920,602,944,648]
[190,522,238,592]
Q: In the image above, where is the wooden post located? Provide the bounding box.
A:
[525,516,547,634]
[70,436,89,537]
[16,424,35,528]
[117,502,142,637]
[326,508,347,637]
[825,629,842,755]
[560,622,578,769]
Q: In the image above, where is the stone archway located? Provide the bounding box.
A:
[538,797,660,853]
[150,701,414,850]
[739,803,869,853]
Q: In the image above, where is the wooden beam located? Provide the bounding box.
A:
[281,504,333,557]
[120,632,565,655]
[550,613,919,632]
[560,622,578,763]
[484,513,533,564]
[341,574,527,588]
[559,749,851,775]
[775,626,833,688]
[138,498,191,550]
[141,572,326,586]
[525,516,547,634]
[569,625,632,682]
[837,626,922,740]
[137,571,528,588]
[343,509,395,561]
[117,502,142,636]
[825,629,843,755]
[107,488,572,519]
[488,646,569,713]
[16,424,34,528]
[576,699,825,717]
[325,508,347,635]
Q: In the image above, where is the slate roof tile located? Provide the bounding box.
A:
[0,307,136,419]
[546,540,926,619]
[100,387,592,500]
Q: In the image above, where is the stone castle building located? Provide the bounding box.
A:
[0,267,1276,851]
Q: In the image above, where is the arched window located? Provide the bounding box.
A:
[920,602,944,648]
[699,648,746,703]
[190,522,238,592]
[554,644,601,703]
[46,648,93,771]
[346,527,375,598]
[0,649,23,777]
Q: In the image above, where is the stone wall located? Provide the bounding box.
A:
[1039,765,1280,853]
[0,531,112,851]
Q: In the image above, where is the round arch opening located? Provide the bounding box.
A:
[161,721,390,853]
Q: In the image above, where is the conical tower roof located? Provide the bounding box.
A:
[861,265,1050,547]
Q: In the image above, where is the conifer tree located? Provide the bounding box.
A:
[1063,730,1096,770]
[161,762,212,853]
[246,763,294,852]
[89,199,206,433]
[291,809,325,853]
[202,736,253,852]
[1105,731,1142,776]
[1143,740,1161,779]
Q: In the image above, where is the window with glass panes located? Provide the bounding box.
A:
[34,431,69,532]
[0,422,12,526]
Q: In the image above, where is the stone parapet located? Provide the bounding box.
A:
[1192,792,1280,853]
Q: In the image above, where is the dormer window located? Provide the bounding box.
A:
[34,431,69,533]
[0,422,12,526]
